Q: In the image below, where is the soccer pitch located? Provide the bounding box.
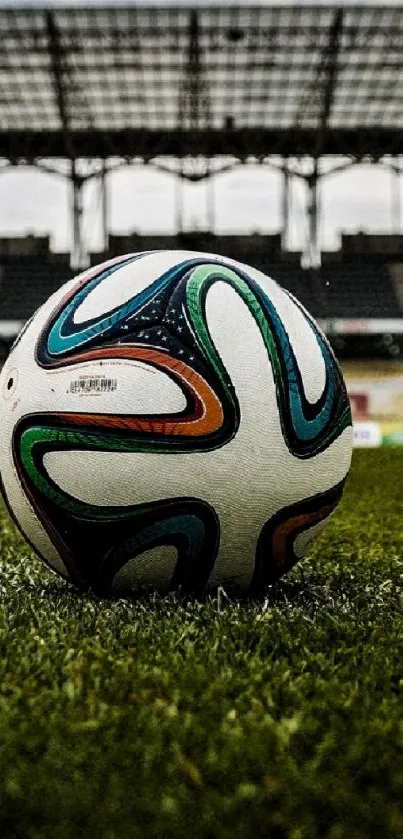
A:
[1,449,403,839]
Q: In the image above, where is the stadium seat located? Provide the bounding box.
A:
[0,248,402,326]
[0,256,72,321]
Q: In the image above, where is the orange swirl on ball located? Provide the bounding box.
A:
[271,501,336,573]
[46,345,224,438]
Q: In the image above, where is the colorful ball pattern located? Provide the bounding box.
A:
[0,251,353,596]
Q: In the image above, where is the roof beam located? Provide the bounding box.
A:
[45,10,70,135]
[178,9,211,130]
[0,5,401,158]
[0,127,402,161]
[187,9,202,129]
[316,8,344,156]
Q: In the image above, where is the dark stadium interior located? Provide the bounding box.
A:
[1,231,402,331]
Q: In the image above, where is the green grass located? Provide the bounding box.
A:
[1,449,403,839]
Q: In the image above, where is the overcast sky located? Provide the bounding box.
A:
[0,0,401,255]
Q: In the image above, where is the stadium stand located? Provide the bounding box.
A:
[0,237,71,322]
[0,256,71,321]
[1,232,402,330]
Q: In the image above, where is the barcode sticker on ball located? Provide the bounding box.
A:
[69,376,117,395]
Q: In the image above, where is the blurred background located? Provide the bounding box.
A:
[0,0,402,446]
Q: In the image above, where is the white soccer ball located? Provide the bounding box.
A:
[0,251,352,596]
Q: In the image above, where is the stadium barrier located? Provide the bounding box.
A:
[343,360,403,447]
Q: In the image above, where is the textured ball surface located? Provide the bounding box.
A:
[0,251,352,596]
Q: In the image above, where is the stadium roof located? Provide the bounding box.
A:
[0,4,402,160]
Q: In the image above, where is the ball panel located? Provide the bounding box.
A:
[71,250,226,327]
[73,253,151,324]
[293,518,333,558]
[203,254,327,404]
[110,545,178,595]
[0,455,69,580]
[251,480,346,593]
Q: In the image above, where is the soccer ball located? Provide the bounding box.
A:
[0,251,352,597]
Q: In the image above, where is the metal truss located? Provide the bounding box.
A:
[0,127,402,162]
[0,5,402,267]
[0,5,402,161]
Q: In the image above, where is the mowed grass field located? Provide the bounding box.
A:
[1,449,403,839]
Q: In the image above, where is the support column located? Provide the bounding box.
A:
[101,161,109,255]
[304,160,321,268]
[281,158,290,251]
[70,161,87,270]
[207,173,215,233]
[391,158,401,234]
[175,172,184,236]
